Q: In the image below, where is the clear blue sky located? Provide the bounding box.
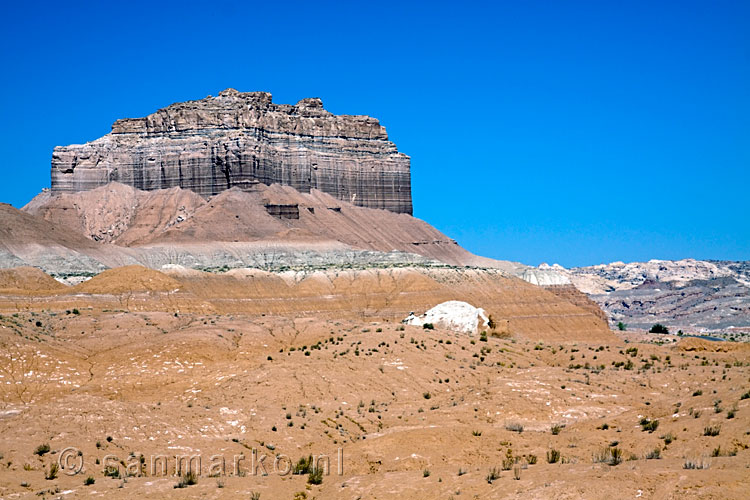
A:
[1,1,748,267]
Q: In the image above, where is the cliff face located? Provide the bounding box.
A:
[50,89,413,214]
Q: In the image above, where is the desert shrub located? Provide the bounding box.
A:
[472,430,482,437]
[250,492,261,500]
[527,454,537,465]
[423,392,431,400]
[34,443,50,456]
[479,331,488,342]
[422,323,434,330]
[649,323,669,334]
[711,446,722,457]
[501,449,514,470]
[617,322,627,331]
[175,471,198,488]
[640,418,659,433]
[84,476,95,485]
[104,465,120,478]
[486,467,500,483]
[308,466,324,485]
[72,308,80,315]
[505,422,524,433]
[645,448,661,459]
[547,449,560,464]
[422,468,430,478]
[683,458,709,469]
[593,447,622,465]
[740,390,750,400]
[662,432,675,445]
[692,389,703,396]
[45,463,59,480]
[293,455,313,475]
[704,425,721,436]
[551,424,563,435]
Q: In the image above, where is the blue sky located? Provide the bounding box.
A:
[1,1,748,267]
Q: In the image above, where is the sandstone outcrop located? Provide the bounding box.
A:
[50,89,413,214]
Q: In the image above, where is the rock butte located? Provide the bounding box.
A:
[51,89,413,214]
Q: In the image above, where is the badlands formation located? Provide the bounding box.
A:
[532,260,750,336]
[0,91,748,499]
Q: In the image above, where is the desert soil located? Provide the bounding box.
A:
[1,310,749,499]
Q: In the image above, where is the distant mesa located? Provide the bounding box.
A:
[50,89,413,214]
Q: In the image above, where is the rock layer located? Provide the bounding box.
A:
[51,89,413,214]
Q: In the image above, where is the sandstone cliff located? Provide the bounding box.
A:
[50,89,413,214]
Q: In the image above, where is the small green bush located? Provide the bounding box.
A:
[486,466,500,483]
[174,471,198,488]
[45,463,59,480]
[293,455,313,475]
[34,443,51,456]
[308,466,324,484]
[704,425,721,436]
[505,422,524,433]
[104,465,120,478]
[649,323,669,334]
[640,418,659,433]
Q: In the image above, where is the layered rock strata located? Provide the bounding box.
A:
[50,89,413,214]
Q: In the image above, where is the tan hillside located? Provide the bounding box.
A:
[23,182,520,271]
[0,267,66,294]
[73,265,183,295]
[0,265,611,343]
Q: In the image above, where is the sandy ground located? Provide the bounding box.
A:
[0,305,748,499]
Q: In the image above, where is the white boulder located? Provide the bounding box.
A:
[403,300,489,334]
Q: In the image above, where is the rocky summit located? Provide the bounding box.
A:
[50,89,413,214]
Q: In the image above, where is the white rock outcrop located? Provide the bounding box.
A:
[403,300,489,334]
[520,266,571,286]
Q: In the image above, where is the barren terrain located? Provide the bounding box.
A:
[0,267,748,499]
